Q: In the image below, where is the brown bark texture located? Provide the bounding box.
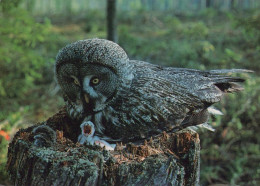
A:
[7,108,200,186]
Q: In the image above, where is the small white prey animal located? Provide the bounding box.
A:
[78,121,116,151]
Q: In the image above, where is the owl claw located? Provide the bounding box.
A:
[32,125,57,147]
[33,135,48,147]
[78,121,115,151]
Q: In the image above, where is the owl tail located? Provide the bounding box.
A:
[209,69,253,93]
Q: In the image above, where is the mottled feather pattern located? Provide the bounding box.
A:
[56,39,134,89]
[55,38,250,143]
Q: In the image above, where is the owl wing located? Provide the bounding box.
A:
[130,60,249,128]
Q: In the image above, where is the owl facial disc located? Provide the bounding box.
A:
[55,38,134,120]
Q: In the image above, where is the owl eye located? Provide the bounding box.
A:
[90,77,100,86]
[70,75,80,86]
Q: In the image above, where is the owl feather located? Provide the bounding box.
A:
[54,38,251,143]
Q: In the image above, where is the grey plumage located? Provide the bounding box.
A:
[55,38,250,143]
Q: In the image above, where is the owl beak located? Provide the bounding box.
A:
[83,125,92,136]
[84,94,90,104]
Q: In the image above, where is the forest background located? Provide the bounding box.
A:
[0,0,259,185]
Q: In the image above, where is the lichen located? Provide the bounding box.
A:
[7,110,200,185]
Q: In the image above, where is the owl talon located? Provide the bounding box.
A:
[78,121,115,151]
[33,135,48,147]
[32,125,56,147]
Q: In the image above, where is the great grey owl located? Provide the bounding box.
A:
[50,38,250,147]
[33,38,250,148]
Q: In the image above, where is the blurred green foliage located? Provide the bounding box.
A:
[0,2,259,185]
[0,1,64,183]
[0,4,51,99]
[0,107,29,182]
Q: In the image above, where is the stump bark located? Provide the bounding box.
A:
[7,108,200,186]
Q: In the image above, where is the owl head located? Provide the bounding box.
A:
[55,39,133,119]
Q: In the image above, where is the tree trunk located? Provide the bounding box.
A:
[206,0,211,8]
[107,0,117,43]
[7,108,200,185]
[230,0,235,10]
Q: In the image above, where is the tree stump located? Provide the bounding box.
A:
[7,108,200,186]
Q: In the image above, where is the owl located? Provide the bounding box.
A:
[51,38,250,147]
[78,121,115,150]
